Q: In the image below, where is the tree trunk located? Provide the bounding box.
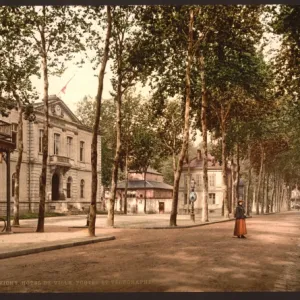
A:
[124,152,129,214]
[186,149,190,214]
[265,172,270,213]
[221,110,229,219]
[199,53,208,223]
[255,143,264,215]
[170,8,194,226]
[13,100,23,226]
[245,167,252,216]
[231,157,236,215]
[107,9,126,227]
[37,14,49,232]
[278,179,284,212]
[107,93,122,225]
[271,173,276,213]
[275,176,280,212]
[235,143,240,203]
[261,164,266,214]
[280,185,285,211]
[144,168,147,213]
[287,184,291,211]
[89,6,112,236]
[251,183,256,215]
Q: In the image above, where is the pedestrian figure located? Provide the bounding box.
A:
[234,200,247,239]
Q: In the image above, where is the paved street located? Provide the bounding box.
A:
[0,211,300,292]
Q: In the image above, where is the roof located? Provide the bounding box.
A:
[33,94,82,124]
[117,180,173,190]
[129,167,162,176]
[183,153,222,170]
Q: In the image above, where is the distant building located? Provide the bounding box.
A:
[0,95,102,215]
[178,150,244,214]
[106,168,173,214]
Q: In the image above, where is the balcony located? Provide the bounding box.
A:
[49,155,71,167]
[0,120,16,152]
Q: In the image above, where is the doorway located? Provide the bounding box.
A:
[159,202,165,214]
[52,173,60,200]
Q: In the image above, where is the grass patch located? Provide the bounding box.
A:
[16,212,67,220]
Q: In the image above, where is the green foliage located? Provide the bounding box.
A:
[0,212,67,220]
[130,101,165,173]
[155,98,184,157]
[76,96,116,187]
[160,157,175,185]
[0,7,39,115]
[270,5,300,94]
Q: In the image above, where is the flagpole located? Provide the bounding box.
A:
[57,73,76,97]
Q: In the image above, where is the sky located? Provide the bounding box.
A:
[31,59,113,114]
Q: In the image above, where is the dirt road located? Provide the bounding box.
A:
[0,211,300,292]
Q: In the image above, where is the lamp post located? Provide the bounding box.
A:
[189,178,197,222]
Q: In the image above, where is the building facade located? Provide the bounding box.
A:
[106,168,173,214]
[178,150,242,214]
[0,95,102,215]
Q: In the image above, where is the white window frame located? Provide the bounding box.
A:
[67,136,73,158]
[208,193,216,205]
[54,133,60,155]
[80,141,85,162]
[39,129,43,153]
[208,173,216,188]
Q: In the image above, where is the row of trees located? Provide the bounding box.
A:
[1,5,299,232]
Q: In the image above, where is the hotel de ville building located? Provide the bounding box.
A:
[0,95,102,215]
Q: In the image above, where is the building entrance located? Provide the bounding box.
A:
[159,202,165,214]
[52,173,60,200]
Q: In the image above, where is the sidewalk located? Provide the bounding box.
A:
[0,229,115,259]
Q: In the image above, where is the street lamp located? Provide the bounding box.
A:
[189,178,197,222]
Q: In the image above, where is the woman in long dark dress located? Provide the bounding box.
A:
[234,200,247,239]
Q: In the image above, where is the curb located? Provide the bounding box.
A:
[70,216,254,230]
[142,217,239,229]
[0,235,115,260]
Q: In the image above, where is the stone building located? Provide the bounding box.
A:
[106,168,173,214]
[178,150,244,214]
[0,95,102,215]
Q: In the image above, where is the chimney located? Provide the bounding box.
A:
[197,149,202,160]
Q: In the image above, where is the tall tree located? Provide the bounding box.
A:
[169,8,194,226]
[0,8,39,225]
[120,91,142,214]
[5,6,92,232]
[130,102,163,213]
[155,98,184,187]
[107,6,153,226]
[88,6,112,236]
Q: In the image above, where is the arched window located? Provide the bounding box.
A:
[80,180,84,198]
[12,173,16,197]
[67,177,72,198]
